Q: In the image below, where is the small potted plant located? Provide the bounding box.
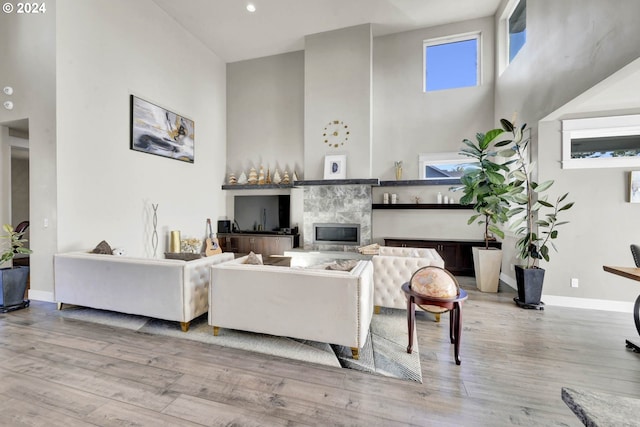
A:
[0,224,32,312]
[498,119,574,308]
[455,125,515,292]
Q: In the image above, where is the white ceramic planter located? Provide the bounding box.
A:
[472,247,502,293]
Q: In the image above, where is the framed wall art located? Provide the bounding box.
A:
[630,171,640,203]
[130,95,195,163]
[324,154,347,179]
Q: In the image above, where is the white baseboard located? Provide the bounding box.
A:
[499,273,633,313]
[28,290,55,303]
[500,273,517,290]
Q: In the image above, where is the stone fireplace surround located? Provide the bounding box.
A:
[302,183,372,251]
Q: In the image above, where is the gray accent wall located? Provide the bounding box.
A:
[304,24,373,179]
[227,51,305,181]
[494,0,640,307]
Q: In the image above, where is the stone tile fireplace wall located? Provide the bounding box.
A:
[302,184,372,250]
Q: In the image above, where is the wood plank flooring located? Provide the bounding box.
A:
[0,279,639,426]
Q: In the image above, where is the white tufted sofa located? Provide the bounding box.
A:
[373,246,445,315]
[54,251,234,331]
[209,254,374,359]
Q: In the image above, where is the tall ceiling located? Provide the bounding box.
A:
[152,0,502,63]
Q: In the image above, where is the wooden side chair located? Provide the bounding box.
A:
[402,265,468,365]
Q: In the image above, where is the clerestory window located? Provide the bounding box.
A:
[423,32,480,92]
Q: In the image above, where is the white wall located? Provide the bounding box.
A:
[0,5,56,296]
[494,0,640,307]
[56,0,226,266]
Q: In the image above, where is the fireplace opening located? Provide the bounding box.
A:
[313,223,360,246]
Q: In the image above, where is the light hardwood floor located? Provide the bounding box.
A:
[0,279,638,426]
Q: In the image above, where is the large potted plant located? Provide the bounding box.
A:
[0,224,32,312]
[456,126,515,292]
[499,119,574,308]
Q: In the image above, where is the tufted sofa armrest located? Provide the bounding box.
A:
[372,248,444,310]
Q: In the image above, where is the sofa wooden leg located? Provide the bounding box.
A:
[213,326,220,336]
[180,322,190,332]
[374,305,381,314]
[435,313,441,323]
[57,302,63,310]
[351,347,359,360]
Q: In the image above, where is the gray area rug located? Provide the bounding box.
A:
[59,306,422,383]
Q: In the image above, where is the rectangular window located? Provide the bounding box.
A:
[418,152,478,183]
[424,33,480,92]
[562,114,640,169]
[508,0,526,62]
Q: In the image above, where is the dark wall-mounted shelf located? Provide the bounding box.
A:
[294,179,380,186]
[372,203,472,210]
[378,179,461,186]
[222,179,380,189]
[221,183,293,190]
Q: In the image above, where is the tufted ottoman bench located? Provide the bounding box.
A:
[372,246,445,317]
[54,251,234,331]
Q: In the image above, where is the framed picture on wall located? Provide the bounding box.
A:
[324,155,347,179]
[630,171,640,203]
[130,95,195,163]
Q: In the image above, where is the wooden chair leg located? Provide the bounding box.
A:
[180,322,190,332]
[374,305,381,314]
[435,312,441,322]
[212,326,220,336]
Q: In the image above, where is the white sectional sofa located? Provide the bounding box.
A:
[209,255,374,359]
[372,246,445,313]
[54,252,234,331]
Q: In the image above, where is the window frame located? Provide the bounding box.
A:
[418,152,479,183]
[499,0,526,74]
[561,114,640,169]
[508,0,526,63]
[423,31,481,93]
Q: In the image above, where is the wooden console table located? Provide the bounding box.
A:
[603,265,640,352]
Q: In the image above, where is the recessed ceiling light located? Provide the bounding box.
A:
[246,3,256,12]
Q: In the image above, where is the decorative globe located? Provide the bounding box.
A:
[410,267,458,298]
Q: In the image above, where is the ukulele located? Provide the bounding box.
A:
[205,218,222,256]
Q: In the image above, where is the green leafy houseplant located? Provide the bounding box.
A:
[1,224,32,312]
[456,127,515,249]
[498,119,574,269]
[1,224,32,264]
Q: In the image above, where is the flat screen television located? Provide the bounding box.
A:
[233,195,290,232]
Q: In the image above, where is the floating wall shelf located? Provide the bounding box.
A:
[378,179,461,186]
[372,203,472,210]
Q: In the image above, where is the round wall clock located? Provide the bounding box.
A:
[323,120,350,148]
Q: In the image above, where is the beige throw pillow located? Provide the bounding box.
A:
[244,251,263,265]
